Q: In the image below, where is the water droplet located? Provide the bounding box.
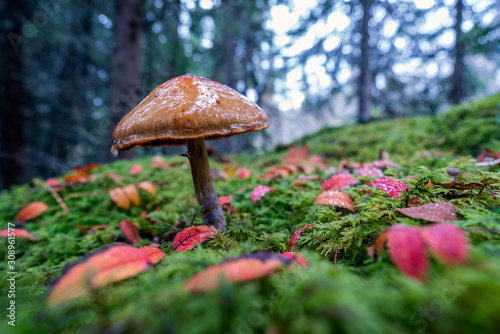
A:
[111,146,119,157]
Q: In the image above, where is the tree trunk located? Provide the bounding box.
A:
[358,0,374,124]
[451,0,466,104]
[0,1,27,189]
[109,0,145,161]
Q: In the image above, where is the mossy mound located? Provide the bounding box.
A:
[1,93,499,334]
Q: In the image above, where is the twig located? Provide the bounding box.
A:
[33,179,70,213]
[475,158,500,167]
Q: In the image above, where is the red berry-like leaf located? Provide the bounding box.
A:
[421,223,469,266]
[321,173,360,191]
[353,166,384,178]
[251,185,276,204]
[219,195,233,205]
[288,223,316,251]
[47,243,152,305]
[369,176,420,205]
[16,201,49,223]
[314,191,355,212]
[396,201,458,224]
[173,225,218,252]
[387,224,428,281]
[184,253,289,293]
[0,228,38,242]
[280,252,308,270]
[120,220,140,244]
[140,245,166,264]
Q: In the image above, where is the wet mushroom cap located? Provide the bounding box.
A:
[111,73,269,152]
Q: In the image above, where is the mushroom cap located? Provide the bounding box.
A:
[111,73,269,152]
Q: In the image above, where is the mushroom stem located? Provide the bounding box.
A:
[187,137,226,230]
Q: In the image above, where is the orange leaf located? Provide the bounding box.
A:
[396,201,458,224]
[366,230,389,261]
[122,184,141,206]
[0,228,37,242]
[387,224,428,282]
[109,188,131,210]
[47,243,152,305]
[16,201,49,222]
[173,225,218,252]
[130,164,143,174]
[184,253,289,293]
[288,223,316,251]
[421,223,469,266]
[137,181,156,195]
[314,191,355,212]
[120,220,140,244]
[140,245,166,264]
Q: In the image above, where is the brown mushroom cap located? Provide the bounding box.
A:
[111,73,269,152]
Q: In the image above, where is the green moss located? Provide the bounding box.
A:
[0,94,499,333]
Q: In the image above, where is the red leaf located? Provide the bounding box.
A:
[140,245,166,264]
[107,172,123,183]
[314,191,355,212]
[173,225,218,252]
[120,220,140,244]
[45,178,61,189]
[137,181,156,195]
[321,173,359,191]
[47,243,152,305]
[396,201,458,224]
[251,185,276,204]
[282,144,310,165]
[109,188,131,210]
[387,224,428,281]
[237,167,252,179]
[280,252,308,270]
[151,156,172,169]
[130,164,143,174]
[0,228,37,242]
[353,166,384,177]
[369,176,420,205]
[421,223,469,266]
[219,195,233,205]
[184,253,289,292]
[288,223,316,251]
[16,201,49,222]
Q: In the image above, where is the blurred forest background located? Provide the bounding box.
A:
[1,0,499,190]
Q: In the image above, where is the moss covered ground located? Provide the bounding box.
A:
[1,93,500,334]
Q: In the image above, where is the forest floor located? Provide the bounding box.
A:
[1,93,500,334]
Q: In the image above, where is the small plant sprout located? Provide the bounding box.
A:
[111,74,269,229]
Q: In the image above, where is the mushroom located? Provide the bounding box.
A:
[111,74,269,229]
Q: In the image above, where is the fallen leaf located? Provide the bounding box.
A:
[366,230,389,261]
[107,172,123,183]
[120,220,140,244]
[237,167,252,179]
[314,191,355,212]
[16,201,49,223]
[321,173,360,191]
[45,178,61,189]
[173,225,218,252]
[353,166,384,177]
[47,243,152,305]
[130,164,143,175]
[219,195,233,205]
[184,253,289,293]
[369,176,420,205]
[288,223,316,251]
[122,184,141,206]
[396,201,458,224]
[421,223,469,266]
[251,185,276,204]
[137,181,156,195]
[109,188,131,210]
[151,156,172,169]
[387,224,428,281]
[0,228,37,242]
[140,245,166,264]
[283,144,310,166]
